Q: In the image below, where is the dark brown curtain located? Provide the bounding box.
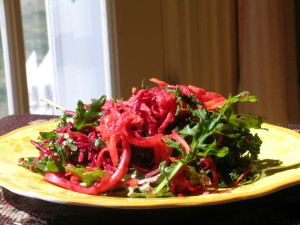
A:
[237,0,299,123]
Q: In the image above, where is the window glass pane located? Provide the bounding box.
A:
[46,0,112,111]
[20,0,55,114]
[0,24,8,117]
[20,0,112,114]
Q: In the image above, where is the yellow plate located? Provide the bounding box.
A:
[0,121,300,209]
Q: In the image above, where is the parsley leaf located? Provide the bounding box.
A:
[73,96,106,130]
[22,156,61,173]
[65,166,107,187]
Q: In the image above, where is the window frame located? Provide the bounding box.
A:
[0,0,29,114]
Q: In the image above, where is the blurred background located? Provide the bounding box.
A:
[0,0,299,124]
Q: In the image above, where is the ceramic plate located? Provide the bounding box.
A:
[0,121,300,209]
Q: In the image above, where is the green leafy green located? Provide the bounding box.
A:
[73,96,106,130]
[94,138,106,148]
[151,91,266,196]
[21,156,61,173]
[228,113,265,129]
[197,141,229,157]
[65,166,107,187]
[162,137,186,157]
[39,131,58,140]
[220,91,259,115]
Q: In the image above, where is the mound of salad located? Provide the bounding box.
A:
[19,78,266,197]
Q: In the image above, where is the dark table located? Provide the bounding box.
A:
[0,114,300,225]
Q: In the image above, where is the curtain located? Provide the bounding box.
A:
[161,0,238,99]
[237,0,299,123]
[111,0,300,123]
[159,0,299,123]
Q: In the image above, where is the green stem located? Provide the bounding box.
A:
[41,98,68,111]
[153,160,184,195]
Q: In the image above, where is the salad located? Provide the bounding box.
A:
[19,78,266,197]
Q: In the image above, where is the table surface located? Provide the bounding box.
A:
[0,114,300,225]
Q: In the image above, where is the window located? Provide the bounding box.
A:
[0,0,113,115]
[44,0,112,111]
[20,0,53,114]
[0,24,8,117]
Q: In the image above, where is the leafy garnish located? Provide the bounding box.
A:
[65,166,107,187]
[73,96,106,130]
[150,92,266,196]
[21,156,61,173]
